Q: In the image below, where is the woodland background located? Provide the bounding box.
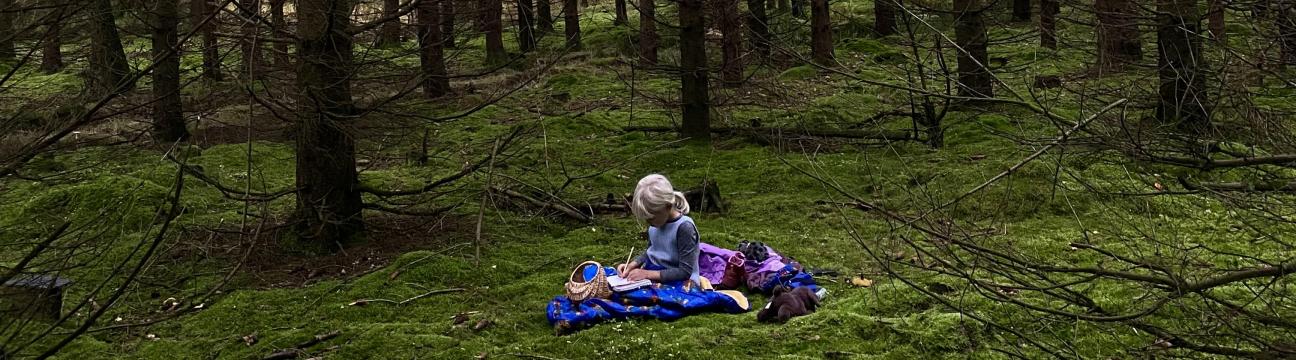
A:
[1,0,1295,358]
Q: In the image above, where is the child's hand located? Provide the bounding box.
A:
[624,269,658,282]
[616,261,639,275]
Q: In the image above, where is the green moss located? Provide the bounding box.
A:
[779,65,819,81]
[5,3,1285,359]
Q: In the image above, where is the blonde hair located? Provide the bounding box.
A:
[632,174,690,220]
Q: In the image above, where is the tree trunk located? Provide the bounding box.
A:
[1207,0,1224,40]
[614,0,628,25]
[1157,0,1208,132]
[1095,0,1142,71]
[1012,0,1030,22]
[191,0,223,81]
[377,0,403,47]
[518,0,536,52]
[295,0,364,247]
[88,0,132,97]
[271,0,291,69]
[874,0,896,36]
[810,0,833,65]
[954,0,992,97]
[419,0,450,97]
[717,0,743,86]
[481,0,506,64]
[41,4,66,73]
[537,0,553,33]
[1040,0,1057,49]
[239,0,264,79]
[920,102,942,148]
[1281,0,1296,68]
[0,0,14,61]
[151,0,189,143]
[747,0,770,58]
[639,0,657,65]
[442,0,457,48]
[564,0,581,49]
[678,0,710,142]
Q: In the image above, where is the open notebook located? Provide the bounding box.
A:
[606,274,653,292]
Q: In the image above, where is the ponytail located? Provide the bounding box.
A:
[672,191,691,215]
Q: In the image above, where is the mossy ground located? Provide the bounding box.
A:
[2,1,1291,359]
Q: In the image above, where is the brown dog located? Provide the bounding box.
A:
[757,286,819,323]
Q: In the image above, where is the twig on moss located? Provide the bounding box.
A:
[261,330,341,360]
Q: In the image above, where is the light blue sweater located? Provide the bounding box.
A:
[634,215,701,283]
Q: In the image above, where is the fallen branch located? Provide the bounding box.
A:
[261,330,340,360]
[491,186,593,222]
[1178,177,1296,193]
[623,125,918,141]
[356,288,466,307]
[1150,153,1296,170]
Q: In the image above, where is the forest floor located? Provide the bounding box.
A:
[1,2,1277,359]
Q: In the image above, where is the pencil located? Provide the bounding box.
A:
[624,247,635,273]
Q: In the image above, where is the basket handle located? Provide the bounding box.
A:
[570,261,601,282]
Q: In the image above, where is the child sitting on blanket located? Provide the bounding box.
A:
[616,174,702,285]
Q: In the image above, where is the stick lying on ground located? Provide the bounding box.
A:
[490,180,727,221]
[624,125,918,141]
[261,330,341,360]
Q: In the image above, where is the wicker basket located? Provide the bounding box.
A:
[564,261,613,302]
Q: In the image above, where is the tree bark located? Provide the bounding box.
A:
[874,0,896,36]
[537,0,554,33]
[615,0,628,25]
[1095,0,1142,71]
[1040,0,1057,49]
[518,0,536,52]
[41,4,66,73]
[191,0,223,81]
[481,0,506,63]
[717,0,743,86]
[564,0,581,49]
[88,0,132,97]
[0,0,14,61]
[152,0,189,143]
[295,0,364,247]
[1281,0,1296,68]
[271,0,291,69]
[442,0,457,48]
[639,0,657,65]
[919,102,942,148]
[377,0,403,47]
[678,0,710,142]
[1207,0,1225,40]
[239,0,264,79]
[419,0,450,98]
[1012,0,1030,22]
[1156,0,1208,132]
[954,0,992,97]
[747,0,770,58]
[810,0,833,65]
